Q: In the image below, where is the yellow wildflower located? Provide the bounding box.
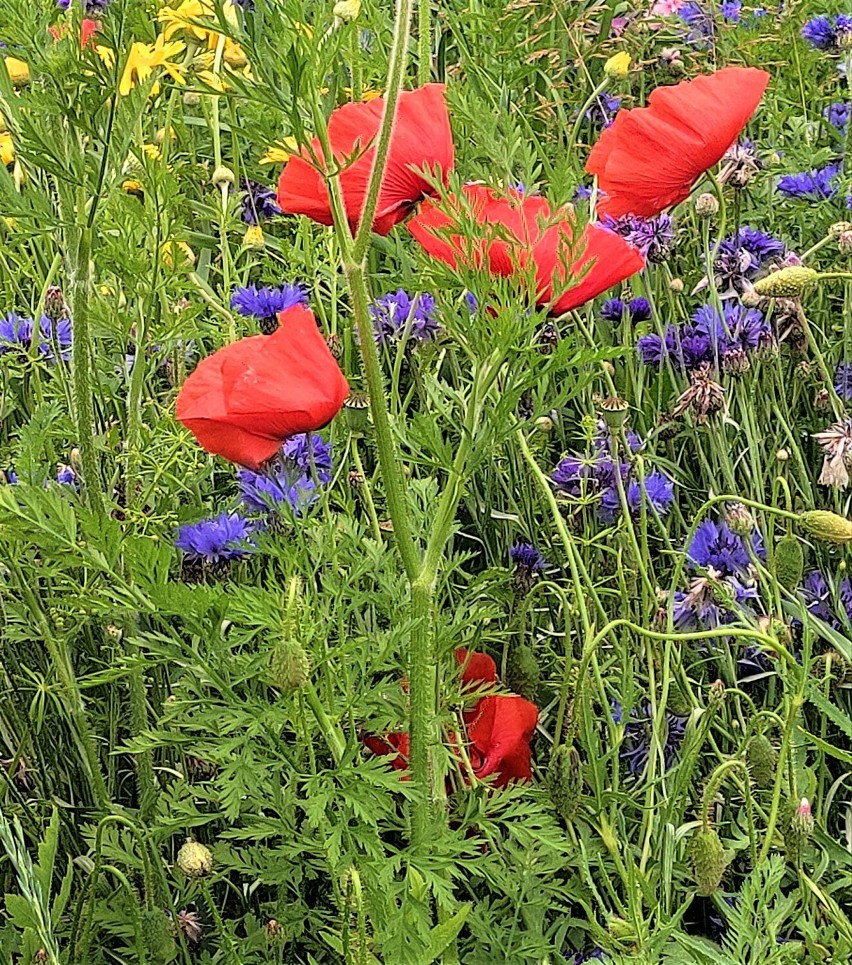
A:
[161,240,196,268]
[119,35,186,96]
[603,51,631,80]
[259,137,299,165]
[0,132,14,168]
[158,0,215,41]
[195,69,230,92]
[333,0,361,23]
[243,225,265,249]
[343,86,382,101]
[3,57,30,87]
[0,112,7,133]
[95,45,116,69]
[122,178,144,196]
[204,32,248,69]
[143,143,162,161]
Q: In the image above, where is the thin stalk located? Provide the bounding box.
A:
[417,0,431,85]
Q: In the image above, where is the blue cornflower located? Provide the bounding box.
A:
[800,570,839,627]
[3,469,18,484]
[370,290,439,345]
[711,226,786,296]
[679,2,715,44]
[585,91,621,128]
[572,951,607,965]
[463,291,478,314]
[175,512,254,564]
[777,163,841,201]
[552,454,593,496]
[510,542,546,591]
[835,361,852,400]
[56,464,77,486]
[237,433,332,515]
[0,313,72,361]
[240,178,281,225]
[601,213,674,263]
[672,573,758,629]
[600,297,652,324]
[802,14,852,51]
[230,284,308,333]
[620,703,688,776]
[628,297,651,322]
[687,517,764,579]
[57,0,112,11]
[721,0,741,22]
[600,298,624,323]
[599,471,675,522]
[824,101,851,135]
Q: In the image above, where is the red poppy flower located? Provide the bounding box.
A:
[175,305,349,469]
[586,66,770,218]
[49,19,99,48]
[365,649,537,787]
[276,84,454,236]
[407,184,645,315]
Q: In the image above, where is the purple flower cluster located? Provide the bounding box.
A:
[777,163,841,202]
[615,701,688,776]
[800,570,852,629]
[601,213,674,263]
[370,290,439,346]
[175,512,254,564]
[57,0,112,12]
[721,0,741,22]
[637,302,771,372]
[230,284,307,331]
[678,2,716,45]
[0,313,72,362]
[552,424,674,522]
[801,14,852,52]
[240,178,282,225]
[585,91,621,128]
[835,362,852,400]
[600,297,651,324]
[672,517,764,629]
[824,101,851,135]
[710,226,786,297]
[237,433,332,516]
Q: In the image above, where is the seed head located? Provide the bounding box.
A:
[176,838,213,878]
[753,266,819,298]
[798,509,852,544]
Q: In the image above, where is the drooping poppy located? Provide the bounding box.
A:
[176,305,349,470]
[364,648,538,787]
[586,66,770,218]
[276,84,454,235]
[406,184,645,315]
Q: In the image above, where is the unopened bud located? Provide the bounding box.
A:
[708,679,725,703]
[140,907,177,961]
[326,333,343,359]
[176,839,213,878]
[270,637,310,691]
[773,533,804,588]
[694,192,719,217]
[746,733,777,788]
[753,266,819,299]
[535,415,555,433]
[689,826,729,896]
[669,277,684,293]
[739,288,762,308]
[69,448,82,473]
[604,51,631,80]
[266,919,282,937]
[546,744,583,823]
[798,509,852,544]
[44,286,67,322]
[183,91,201,107]
[724,502,753,536]
[211,165,235,188]
[506,643,541,702]
[776,448,789,462]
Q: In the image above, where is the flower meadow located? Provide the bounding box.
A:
[5,1,852,964]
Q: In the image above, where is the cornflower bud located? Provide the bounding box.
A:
[604,51,631,80]
[694,192,719,217]
[724,502,753,536]
[176,838,213,878]
[753,267,819,298]
[669,277,684,293]
[798,510,852,544]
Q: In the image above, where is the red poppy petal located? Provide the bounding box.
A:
[455,648,498,686]
[364,732,410,772]
[468,694,538,784]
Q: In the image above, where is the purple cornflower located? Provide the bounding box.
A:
[599,471,675,521]
[777,163,841,201]
[835,362,852,400]
[0,313,72,362]
[585,91,621,128]
[679,2,715,44]
[175,513,254,564]
[56,464,77,486]
[720,140,763,188]
[463,291,478,314]
[552,454,594,496]
[800,570,839,627]
[601,213,674,263]
[710,227,787,296]
[600,297,651,323]
[572,951,607,964]
[721,0,741,21]
[510,542,546,592]
[620,703,688,776]
[57,0,112,11]
[802,14,852,52]
[240,178,281,224]
[673,573,758,629]
[825,102,851,135]
[230,284,307,333]
[370,290,439,345]
[237,433,332,515]
[687,517,764,579]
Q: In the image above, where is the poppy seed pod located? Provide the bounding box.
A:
[176,839,213,878]
[689,826,729,896]
[753,267,819,298]
[798,509,852,544]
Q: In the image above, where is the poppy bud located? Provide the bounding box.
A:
[694,192,719,217]
[506,643,541,702]
[746,733,777,788]
[176,839,213,878]
[183,91,201,107]
[546,744,583,823]
[689,826,729,896]
[343,391,371,435]
[669,277,684,293]
[140,908,177,961]
[270,637,310,692]
[212,165,236,189]
[534,415,555,433]
[244,225,265,249]
[798,509,852,544]
[776,448,789,462]
[753,266,819,299]
[604,51,631,80]
[773,533,804,589]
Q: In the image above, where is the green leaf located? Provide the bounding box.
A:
[34,807,59,898]
[413,904,471,965]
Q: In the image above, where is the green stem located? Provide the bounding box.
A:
[417,0,431,85]
[303,679,346,764]
[760,694,803,864]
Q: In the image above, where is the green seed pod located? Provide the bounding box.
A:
[753,266,819,298]
[140,908,177,963]
[689,827,729,896]
[546,744,583,823]
[784,798,814,862]
[176,839,213,879]
[343,392,371,435]
[270,637,310,692]
[746,733,777,788]
[798,510,852,544]
[506,643,541,702]
[774,533,804,589]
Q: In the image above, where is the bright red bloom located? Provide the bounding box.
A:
[586,66,770,218]
[365,649,538,787]
[49,19,99,48]
[175,305,349,470]
[277,84,454,236]
[407,184,645,315]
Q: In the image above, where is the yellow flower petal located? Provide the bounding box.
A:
[4,57,30,87]
[0,131,14,168]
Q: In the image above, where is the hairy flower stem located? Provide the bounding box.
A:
[417,0,431,84]
[67,221,104,517]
